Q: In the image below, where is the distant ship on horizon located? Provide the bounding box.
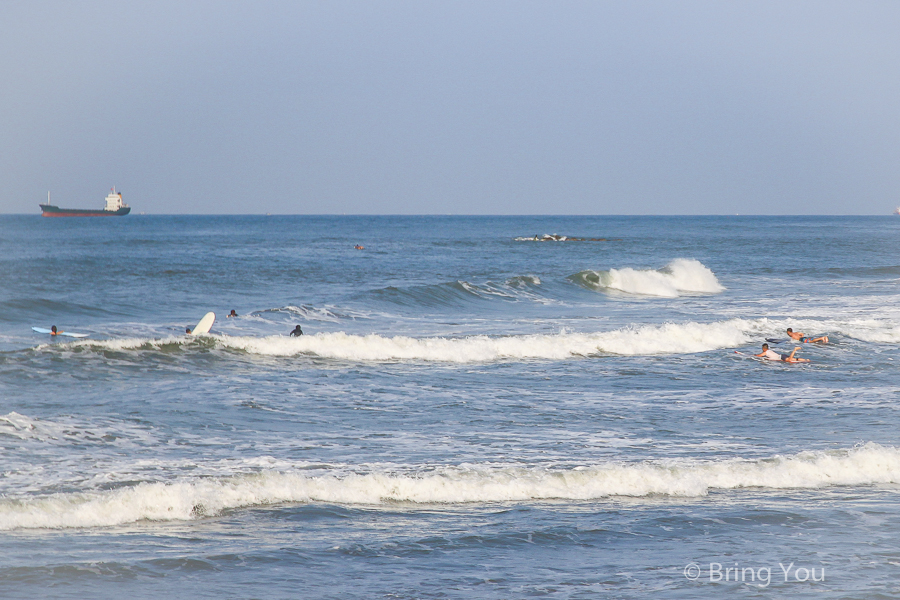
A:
[40,188,131,217]
[894,206,900,216]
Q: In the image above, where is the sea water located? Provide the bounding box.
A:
[0,215,899,598]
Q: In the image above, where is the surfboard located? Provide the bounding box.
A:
[767,336,829,344]
[32,327,89,338]
[735,350,810,364]
[189,312,216,335]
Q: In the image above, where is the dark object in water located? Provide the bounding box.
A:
[518,233,620,242]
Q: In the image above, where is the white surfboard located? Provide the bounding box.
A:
[32,327,89,338]
[189,312,215,335]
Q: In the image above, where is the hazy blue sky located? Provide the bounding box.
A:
[2,1,898,214]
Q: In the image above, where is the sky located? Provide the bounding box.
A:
[1,0,899,215]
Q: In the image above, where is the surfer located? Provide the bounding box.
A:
[354,245,364,250]
[786,328,828,343]
[290,325,303,336]
[50,325,60,336]
[227,310,237,318]
[755,343,810,363]
[185,328,192,334]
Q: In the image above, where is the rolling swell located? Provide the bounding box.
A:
[1,443,897,530]
[0,298,116,323]
[365,276,547,309]
[255,305,363,322]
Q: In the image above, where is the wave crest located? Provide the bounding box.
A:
[214,320,752,360]
[571,259,725,297]
[48,318,761,361]
[1,444,896,530]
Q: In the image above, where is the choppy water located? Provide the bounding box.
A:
[1,215,899,598]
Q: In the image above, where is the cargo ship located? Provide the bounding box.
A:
[39,188,131,217]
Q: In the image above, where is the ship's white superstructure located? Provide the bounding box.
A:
[105,188,126,211]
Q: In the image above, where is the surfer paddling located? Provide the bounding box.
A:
[755,343,810,363]
[50,325,60,336]
[786,328,828,343]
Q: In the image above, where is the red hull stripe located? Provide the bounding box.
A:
[41,212,120,217]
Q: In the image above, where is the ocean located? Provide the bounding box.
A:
[1,214,899,598]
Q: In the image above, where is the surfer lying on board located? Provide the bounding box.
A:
[786,328,828,343]
[755,343,810,363]
[50,326,60,336]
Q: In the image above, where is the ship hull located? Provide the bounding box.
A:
[39,204,131,217]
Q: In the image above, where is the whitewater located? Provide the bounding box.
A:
[2,444,899,531]
[2,214,899,599]
[36,314,900,361]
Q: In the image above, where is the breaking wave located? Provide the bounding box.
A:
[837,319,900,343]
[30,314,900,363]
[571,259,725,297]
[54,318,762,361]
[1,444,897,530]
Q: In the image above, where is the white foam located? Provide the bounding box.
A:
[0,412,53,441]
[49,318,763,361]
[578,259,725,297]
[831,319,900,343]
[45,313,900,362]
[746,317,900,344]
[2,444,897,530]
[210,318,758,360]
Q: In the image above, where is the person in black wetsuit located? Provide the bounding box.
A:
[290,325,303,336]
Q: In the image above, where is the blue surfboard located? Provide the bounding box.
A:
[32,327,89,338]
